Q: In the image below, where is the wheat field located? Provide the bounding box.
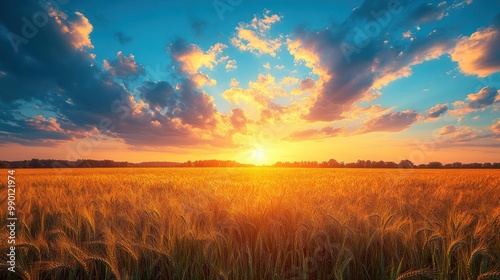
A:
[1,168,499,280]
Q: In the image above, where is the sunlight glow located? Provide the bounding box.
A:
[252,148,266,164]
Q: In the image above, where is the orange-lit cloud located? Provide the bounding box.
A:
[491,119,500,137]
[361,110,421,133]
[451,25,500,77]
[449,87,500,115]
[222,73,287,107]
[231,10,283,56]
[174,42,227,74]
[284,126,345,141]
[49,9,93,50]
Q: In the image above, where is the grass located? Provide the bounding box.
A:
[1,168,499,279]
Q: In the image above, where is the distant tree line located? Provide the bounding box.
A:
[274,159,500,169]
[0,159,254,169]
[0,158,499,169]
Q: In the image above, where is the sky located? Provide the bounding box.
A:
[0,0,500,165]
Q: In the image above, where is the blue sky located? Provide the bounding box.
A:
[0,0,499,163]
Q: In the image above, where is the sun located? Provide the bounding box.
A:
[251,148,266,164]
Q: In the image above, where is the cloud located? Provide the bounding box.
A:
[280,76,299,86]
[451,23,500,77]
[438,124,457,136]
[0,2,224,148]
[225,59,237,71]
[491,119,500,137]
[299,78,315,91]
[449,87,500,115]
[229,78,239,87]
[191,17,207,37]
[407,2,446,24]
[170,39,227,74]
[139,81,176,110]
[285,126,345,141]
[115,32,132,44]
[425,103,448,119]
[229,108,248,131]
[47,10,94,50]
[103,51,145,79]
[230,10,283,56]
[288,0,455,122]
[263,62,271,70]
[361,110,420,133]
[222,73,286,107]
[169,39,227,87]
[432,125,493,147]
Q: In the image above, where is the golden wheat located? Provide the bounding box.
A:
[0,168,498,279]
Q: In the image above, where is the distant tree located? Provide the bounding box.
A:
[398,159,415,169]
[427,161,443,168]
[30,158,45,168]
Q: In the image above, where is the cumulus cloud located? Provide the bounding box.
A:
[229,78,239,87]
[170,39,227,74]
[451,23,500,77]
[230,10,283,56]
[139,81,176,110]
[0,1,224,148]
[225,59,237,71]
[288,0,455,122]
[450,87,500,115]
[103,51,144,79]
[361,110,420,133]
[425,103,448,119]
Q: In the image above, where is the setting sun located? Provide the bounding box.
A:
[251,148,266,164]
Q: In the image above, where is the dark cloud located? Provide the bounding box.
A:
[466,87,499,109]
[290,0,455,121]
[285,126,345,141]
[115,32,132,45]
[175,79,218,128]
[426,103,448,119]
[139,81,176,110]
[449,87,500,116]
[0,0,221,148]
[362,110,420,133]
[191,17,208,37]
[407,3,445,24]
[103,51,145,79]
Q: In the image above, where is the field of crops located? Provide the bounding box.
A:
[1,168,499,280]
